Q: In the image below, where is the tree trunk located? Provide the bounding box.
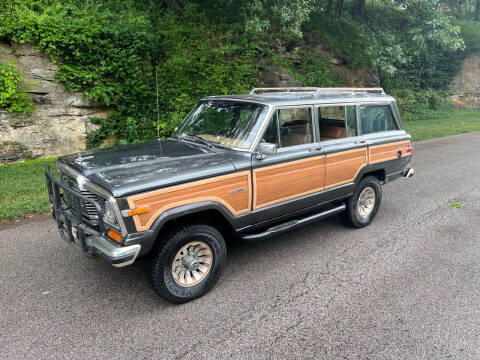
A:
[354,0,366,17]
[327,0,334,16]
[335,0,344,19]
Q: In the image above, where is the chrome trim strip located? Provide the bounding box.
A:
[250,104,275,152]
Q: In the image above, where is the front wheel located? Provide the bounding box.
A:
[148,223,227,304]
[342,176,382,228]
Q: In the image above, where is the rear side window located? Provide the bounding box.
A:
[318,105,357,141]
[359,105,398,134]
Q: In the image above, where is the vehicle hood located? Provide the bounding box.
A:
[57,139,239,197]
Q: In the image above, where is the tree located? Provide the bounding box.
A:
[354,0,366,17]
[327,0,334,15]
[335,0,344,18]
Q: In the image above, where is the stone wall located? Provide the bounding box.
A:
[449,54,480,109]
[0,42,107,163]
[256,42,380,89]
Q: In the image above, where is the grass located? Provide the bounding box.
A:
[0,157,56,221]
[404,109,480,141]
[446,202,463,209]
[0,108,479,222]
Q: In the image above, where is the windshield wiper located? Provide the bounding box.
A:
[186,134,214,148]
[174,133,230,150]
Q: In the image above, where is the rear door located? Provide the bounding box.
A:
[317,103,368,197]
[251,105,326,223]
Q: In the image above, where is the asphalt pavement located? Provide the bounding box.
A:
[1,132,480,359]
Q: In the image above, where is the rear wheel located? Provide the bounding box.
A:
[342,176,382,228]
[148,223,227,304]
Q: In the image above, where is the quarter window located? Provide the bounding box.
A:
[318,105,357,141]
[359,105,398,134]
[263,108,313,148]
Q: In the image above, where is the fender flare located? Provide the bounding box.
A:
[149,201,238,241]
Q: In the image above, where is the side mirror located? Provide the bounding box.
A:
[256,142,277,160]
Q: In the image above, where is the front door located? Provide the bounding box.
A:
[251,106,326,222]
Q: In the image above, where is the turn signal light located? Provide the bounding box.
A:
[406,147,414,153]
[108,229,122,243]
[127,206,150,216]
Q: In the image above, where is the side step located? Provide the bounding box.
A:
[239,203,346,243]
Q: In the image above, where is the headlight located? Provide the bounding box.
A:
[104,201,117,224]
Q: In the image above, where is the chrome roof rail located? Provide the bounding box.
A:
[316,87,385,93]
[250,87,319,94]
[249,87,385,95]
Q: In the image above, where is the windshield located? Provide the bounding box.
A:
[174,100,268,150]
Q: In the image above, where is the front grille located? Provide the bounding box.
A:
[60,171,106,225]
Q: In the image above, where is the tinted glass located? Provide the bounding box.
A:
[359,105,398,134]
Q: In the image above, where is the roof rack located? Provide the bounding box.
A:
[317,87,384,93]
[249,87,385,95]
[250,87,319,94]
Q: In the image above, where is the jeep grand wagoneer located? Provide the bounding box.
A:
[45,87,414,303]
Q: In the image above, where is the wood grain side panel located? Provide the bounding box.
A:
[369,140,411,164]
[325,148,368,189]
[253,156,326,210]
[127,171,251,231]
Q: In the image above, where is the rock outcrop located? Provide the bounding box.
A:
[449,54,480,109]
[0,42,107,163]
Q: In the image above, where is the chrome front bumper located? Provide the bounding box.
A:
[88,236,141,267]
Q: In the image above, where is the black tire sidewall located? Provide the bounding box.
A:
[347,176,382,228]
[150,224,226,303]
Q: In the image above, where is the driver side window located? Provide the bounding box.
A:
[263,107,314,148]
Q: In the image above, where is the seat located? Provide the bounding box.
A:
[320,125,346,141]
[280,123,312,147]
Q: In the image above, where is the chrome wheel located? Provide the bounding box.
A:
[356,187,376,219]
[171,241,213,287]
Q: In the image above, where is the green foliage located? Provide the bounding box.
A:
[152,6,259,139]
[244,0,317,39]
[288,50,341,87]
[0,1,259,146]
[392,88,454,121]
[0,62,34,114]
[459,20,480,53]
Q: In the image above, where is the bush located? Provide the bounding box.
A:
[0,62,34,114]
[392,88,454,121]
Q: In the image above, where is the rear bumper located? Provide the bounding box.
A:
[404,168,415,179]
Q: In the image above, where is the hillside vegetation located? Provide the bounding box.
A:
[1,0,480,146]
